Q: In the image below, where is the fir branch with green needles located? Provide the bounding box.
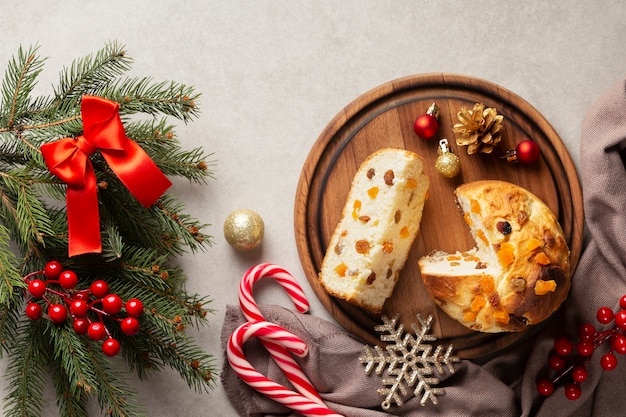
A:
[0,42,217,417]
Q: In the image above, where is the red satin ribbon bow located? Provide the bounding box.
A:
[41,95,172,257]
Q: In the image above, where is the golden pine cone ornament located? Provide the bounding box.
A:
[452,103,504,154]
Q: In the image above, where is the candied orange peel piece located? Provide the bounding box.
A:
[497,242,515,267]
[526,238,543,252]
[367,187,379,199]
[534,279,557,295]
[534,252,551,265]
[335,263,348,277]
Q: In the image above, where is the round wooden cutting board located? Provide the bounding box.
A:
[294,73,584,361]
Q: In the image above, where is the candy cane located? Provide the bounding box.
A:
[239,263,309,321]
[239,263,324,405]
[227,321,343,417]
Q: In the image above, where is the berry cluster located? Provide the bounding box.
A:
[536,295,626,400]
[24,261,144,357]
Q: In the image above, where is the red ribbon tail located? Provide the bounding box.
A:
[103,140,172,207]
[66,172,101,257]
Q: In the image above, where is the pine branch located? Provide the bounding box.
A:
[0,169,56,249]
[47,324,99,397]
[0,42,217,417]
[0,44,46,129]
[4,319,50,417]
[0,224,23,356]
[83,343,143,417]
[0,223,23,303]
[52,40,131,107]
[124,118,215,183]
[154,195,213,253]
[107,77,200,122]
[143,327,215,393]
[51,361,90,417]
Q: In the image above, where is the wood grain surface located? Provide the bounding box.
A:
[294,73,584,360]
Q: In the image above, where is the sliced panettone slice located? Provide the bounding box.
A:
[418,180,571,332]
[318,148,430,314]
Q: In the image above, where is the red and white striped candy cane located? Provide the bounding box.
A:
[227,321,343,417]
[239,263,324,405]
[239,263,309,321]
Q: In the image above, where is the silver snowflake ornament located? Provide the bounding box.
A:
[359,314,460,409]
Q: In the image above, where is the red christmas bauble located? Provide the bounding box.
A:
[413,114,439,139]
[515,140,540,164]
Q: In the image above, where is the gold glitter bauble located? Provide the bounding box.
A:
[435,153,461,178]
[435,138,461,178]
[223,209,264,251]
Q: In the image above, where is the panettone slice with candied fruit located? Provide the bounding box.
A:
[419,180,571,333]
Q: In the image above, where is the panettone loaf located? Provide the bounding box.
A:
[418,180,571,332]
[319,148,430,313]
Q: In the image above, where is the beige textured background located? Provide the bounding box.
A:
[2,1,626,416]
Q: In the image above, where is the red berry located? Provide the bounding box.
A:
[102,294,123,315]
[48,304,67,324]
[70,299,89,317]
[43,260,63,280]
[102,338,120,356]
[615,310,626,330]
[548,352,566,370]
[571,365,588,383]
[121,317,140,336]
[536,378,554,396]
[59,270,78,290]
[125,298,144,317]
[564,383,581,400]
[73,318,89,335]
[601,352,618,370]
[596,306,615,324]
[576,340,595,357]
[73,291,90,301]
[25,302,42,320]
[612,333,626,354]
[88,322,107,340]
[28,279,47,298]
[620,295,626,310]
[578,323,596,339]
[554,336,573,356]
[90,280,109,299]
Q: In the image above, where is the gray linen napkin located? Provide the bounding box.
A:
[221,77,626,416]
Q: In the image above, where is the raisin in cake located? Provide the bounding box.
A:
[418,180,571,332]
[318,148,430,313]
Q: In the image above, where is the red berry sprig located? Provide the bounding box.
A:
[536,295,626,400]
[23,261,144,357]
